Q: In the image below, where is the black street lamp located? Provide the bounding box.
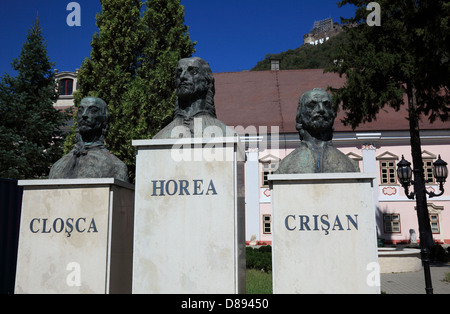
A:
[397,154,448,294]
[397,155,414,198]
[433,155,449,184]
[397,155,448,199]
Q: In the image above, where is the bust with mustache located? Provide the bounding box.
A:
[153,57,235,139]
[275,88,360,174]
[49,97,128,181]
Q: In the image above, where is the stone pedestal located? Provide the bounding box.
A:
[269,173,380,294]
[132,137,245,294]
[15,179,134,294]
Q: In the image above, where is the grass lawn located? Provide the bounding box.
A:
[246,269,273,294]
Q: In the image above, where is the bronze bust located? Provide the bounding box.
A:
[276,88,359,174]
[49,97,129,181]
[153,57,235,139]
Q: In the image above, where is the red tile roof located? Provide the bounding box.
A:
[213,69,449,134]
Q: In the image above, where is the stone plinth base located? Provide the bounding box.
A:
[132,137,246,294]
[269,173,380,294]
[15,179,134,294]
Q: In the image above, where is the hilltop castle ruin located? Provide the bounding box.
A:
[303,18,343,45]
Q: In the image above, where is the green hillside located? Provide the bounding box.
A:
[251,31,347,71]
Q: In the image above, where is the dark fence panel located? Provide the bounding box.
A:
[0,178,23,294]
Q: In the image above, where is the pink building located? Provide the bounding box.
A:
[55,68,450,245]
[213,68,450,245]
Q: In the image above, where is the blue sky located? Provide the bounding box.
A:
[0,0,357,76]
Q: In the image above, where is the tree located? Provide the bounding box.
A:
[118,0,195,177]
[65,0,143,154]
[251,31,348,71]
[326,0,449,294]
[67,0,195,181]
[0,17,68,179]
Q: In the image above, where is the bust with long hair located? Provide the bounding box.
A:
[153,57,234,139]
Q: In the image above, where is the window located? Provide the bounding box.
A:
[261,162,277,187]
[415,203,443,235]
[424,160,434,183]
[263,215,272,234]
[259,154,280,188]
[423,159,435,183]
[383,214,401,233]
[430,214,440,234]
[377,152,399,185]
[422,150,437,183]
[380,160,397,184]
[59,79,73,96]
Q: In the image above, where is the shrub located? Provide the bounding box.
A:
[246,246,272,272]
[430,244,448,262]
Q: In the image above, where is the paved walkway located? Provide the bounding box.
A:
[380,263,450,294]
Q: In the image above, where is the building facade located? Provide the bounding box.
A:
[54,68,450,245]
[213,68,450,246]
[54,70,78,110]
[252,130,450,245]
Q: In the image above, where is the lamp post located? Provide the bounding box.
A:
[397,155,448,199]
[397,155,448,294]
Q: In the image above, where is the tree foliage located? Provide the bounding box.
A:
[0,17,68,179]
[65,0,143,154]
[251,32,348,71]
[67,0,195,181]
[118,0,196,176]
[326,0,449,128]
[325,0,449,249]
